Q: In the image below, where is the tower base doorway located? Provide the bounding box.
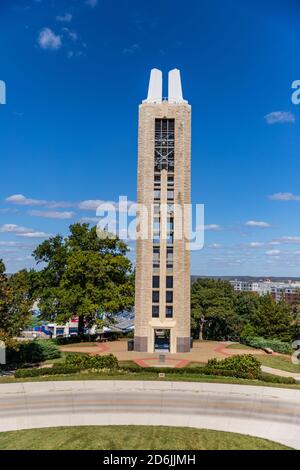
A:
[154,329,170,352]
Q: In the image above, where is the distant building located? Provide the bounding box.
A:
[230,279,300,304]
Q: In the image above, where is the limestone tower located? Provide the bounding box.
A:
[134,69,191,353]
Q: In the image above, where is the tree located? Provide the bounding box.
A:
[191,278,242,340]
[0,261,33,344]
[248,294,293,341]
[32,223,134,335]
[234,292,261,321]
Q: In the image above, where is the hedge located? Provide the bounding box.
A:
[243,336,292,354]
[65,353,119,369]
[122,366,257,380]
[52,335,95,345]
[15,366,81,378]
[14,362,297,385]
[260,372,296,384]
[14,364,297,384]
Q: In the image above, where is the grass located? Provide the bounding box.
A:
[43,350,86,365]
[0,425,291,450]
[226,343,256,350]
[258,355,300,373]
[44,352,69,365]
[0,369,299,389]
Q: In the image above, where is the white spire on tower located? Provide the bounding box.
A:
[143,68,187,104]
[168,69,187,104]
[143,68,162,103]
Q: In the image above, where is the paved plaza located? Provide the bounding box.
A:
[60,340,266,367]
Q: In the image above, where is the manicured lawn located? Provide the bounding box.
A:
[258,355,300,373]
[226,343,256,350]
[0,426,291,450]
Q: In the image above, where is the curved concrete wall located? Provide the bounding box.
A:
[0,380,299,449]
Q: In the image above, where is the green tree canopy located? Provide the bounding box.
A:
[191,278,244,340]
[191,278,295,342]
[32,223,134,335]
[248,294,293,341]
[0,261,33,344]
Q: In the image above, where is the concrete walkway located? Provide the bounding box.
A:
[0,380,299,449]
[261,365,300,381]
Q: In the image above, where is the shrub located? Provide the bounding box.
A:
[52,335,96,345]
[65,353,118,370]
[119,362,259,379]
[240,324,256,342]
[34,340,61,360]
[14,365,80,378]
[242,336,292,354]
[206,354,261,379]
[6,340,60,366]
[260,372,296,385]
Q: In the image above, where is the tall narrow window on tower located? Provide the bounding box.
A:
[154,119,175,172]
[134,68,191,354]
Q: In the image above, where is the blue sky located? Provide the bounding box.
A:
[1,0,300,276]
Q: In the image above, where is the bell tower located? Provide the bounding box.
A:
[134,69,191,353]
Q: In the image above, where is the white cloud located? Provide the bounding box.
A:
[0,224,32,234]
[80,217,100,223]
[17,232,50,238]
[6,194,46,205]
[278,236,300,244]
[62,27,78,41]
[38,28,62,50]
[208,243,222,248]
[78,199,114,211]
[265,249,280,256]
[0,241,19,247]
[68,31,77,41]
[0,208,19,213]
[203,224,221,231]
[56,13,72,22]
[86,0,98,7]
[48,200,76,208]
[0,224,51,238]
[248,242,264,248]
[28,210,75,219]
[5,194,136,213]
[264,111,295,125]
[78,199,136,212]
[245,220,271,228]
[122,44,140,55]
[6,194,75,209]
[269,192,300,201]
